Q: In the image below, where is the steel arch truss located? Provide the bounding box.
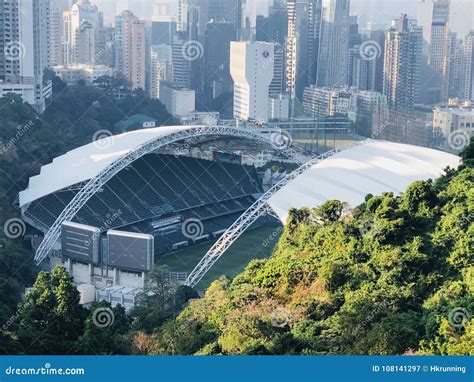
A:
[184,140,370,287]
[34,125,306,264]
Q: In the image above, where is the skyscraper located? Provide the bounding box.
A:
[115,10,146,90]
[461,31,474,101]
[316,0,351,87]
[447,32,463,99]
[230,41,275,122]
[69,0,103,65]
[150,44,172,99]
[383,15,422,112]
[417,0,450,104]
[204,21,234,100]
[286,0,322,101]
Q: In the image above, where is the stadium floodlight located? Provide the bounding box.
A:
[184,140,371,287]
[34,125,306,265]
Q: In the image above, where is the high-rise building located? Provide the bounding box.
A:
[151,20,177,46]
[270,44,285,96]
[171,34,191,89]
[178,0,241,39]
[369,30,386,93]
[230,41,275,122]
[255,7,288,46]
[50,7,64,66]
[417,0,450,104]
[447,32,463,99]
[382,15,422,112]
[149,44,172,99]
[461,31,474,101]
[316,0,351,87]
[0,0,52,112]
[349,45,376,91]
[115,10,146,90]
[69,0,103,65]
[204,21,234,100]
[286,0,322,101]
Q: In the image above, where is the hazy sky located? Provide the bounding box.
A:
[90,0,473,37]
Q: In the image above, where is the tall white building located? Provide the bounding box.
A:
[230,41,275,122]
[316,0,351,87]
[0,0,52,112]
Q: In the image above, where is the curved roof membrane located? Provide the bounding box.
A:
[20,126,191,207]
[267,140,460,222]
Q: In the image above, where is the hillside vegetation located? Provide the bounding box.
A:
[141,141,473,355]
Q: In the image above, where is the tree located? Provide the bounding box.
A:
[16,266,86,354]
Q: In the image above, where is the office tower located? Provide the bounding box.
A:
[447,32,463,99]
[417,0,450,103]
[349,45,376,91]
[69,0,103,65]
[316,0,350,88]
[255,7,288,46]
[150,44,172,99]
[62,11,72,66]
[230,41,275,122]
[179,0,241,39]
[115,11,146,90]
[286,0,322,101]
[171,34,192,89]
[50,7,64,66]
[151,20,177,46]
[270,44,285,96]
[383,15,422,112]
[348,15,361,49]
[461,32,474,101]
[204,21,234,100]
[74,21,96,65]
[370,30,386,93]
[0,0,52,112]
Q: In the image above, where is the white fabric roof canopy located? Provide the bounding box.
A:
[267,141,460,223]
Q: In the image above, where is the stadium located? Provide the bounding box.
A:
[18,125,460,308]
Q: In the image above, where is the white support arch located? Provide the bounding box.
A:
[34,125,306,264]
[184,140,370,287]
